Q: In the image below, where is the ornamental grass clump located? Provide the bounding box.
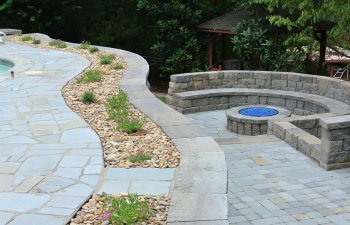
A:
[81,91,96,104]
[77,69,102,83]
[100,54,116,65]
[49,39,67,48]
[21,36,32,41]
[79,40,90,49]
[102,193,152,225]
[106,91,145,134]
[32,38,41,45]
[89,46,99,53]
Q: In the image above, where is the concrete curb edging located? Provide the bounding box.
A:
[28,33,229,224]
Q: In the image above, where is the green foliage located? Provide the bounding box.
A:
[156,95,166,103]
[21,36,32,41]
[103,193,152,225]
[89,46,99,53]
[231,19,305,71]
[81,91,96,104]
[32,38,40,45]
[252,0,350,38]
[111,63,124,70]
[77,70,102,83]
[129,153,152,163]
[137,0,204,75]
[49,39,67,48]
[106,91,145,134]
[100,54,116,65]
[79,41,90,49]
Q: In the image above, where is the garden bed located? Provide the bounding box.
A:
[7,35,180,169]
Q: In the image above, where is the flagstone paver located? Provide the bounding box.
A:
[188,110,350,225]
[0,42,102,224]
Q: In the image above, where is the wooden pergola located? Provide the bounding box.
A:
[197,10,250,69]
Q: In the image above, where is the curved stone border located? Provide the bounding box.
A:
[113,48,229,225]
[226,105,291,135]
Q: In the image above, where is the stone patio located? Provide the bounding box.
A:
[188,110,350,225]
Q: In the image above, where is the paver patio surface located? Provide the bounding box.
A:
[0,42,102,225]
[188,110,350,225]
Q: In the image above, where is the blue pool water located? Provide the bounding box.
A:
[0,59,13,73]
[239,107,279,117]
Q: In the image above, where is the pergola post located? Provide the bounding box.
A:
[208,33,215,68]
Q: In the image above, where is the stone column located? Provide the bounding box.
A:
[320,115,350,170]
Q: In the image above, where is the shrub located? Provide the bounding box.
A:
[102,193,152,225]
[77,70,102,83]
[32,39,41,45]
[106,91,145,134]
[156,96,166,103]
[112,63,124,70]
[21,36,32,41]
[89,46,99,53]
[49,39,67,48]
[81,91,96,104]
[100,54,116,65]
[79,41,90,49]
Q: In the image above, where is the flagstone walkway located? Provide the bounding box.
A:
[0,42,103,225]
[188,110,350,225]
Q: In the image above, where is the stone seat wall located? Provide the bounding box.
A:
[168,71,350,170]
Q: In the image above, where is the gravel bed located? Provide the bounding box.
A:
[69,194,170,225]
[7,35,180,169]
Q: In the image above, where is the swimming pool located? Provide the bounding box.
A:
[0,59,14,74]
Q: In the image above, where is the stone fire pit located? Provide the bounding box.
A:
[226,105,291,136]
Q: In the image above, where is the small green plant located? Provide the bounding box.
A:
[100,54,116,65]
[106,91,145,134]
[32,39,41,45]
[89,46,99,53]
[129,147,152,163]
[102,193,152,225]
[77,70,102,83]
[49,39,67,48]
[112,63,124,70]
[156,95,167,103]
[81,91,96,104]
[21,36,32,41]
[79,41,90,49]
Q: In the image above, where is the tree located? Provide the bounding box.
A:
[251,0,350,71]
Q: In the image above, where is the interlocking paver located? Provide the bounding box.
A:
[188,110,350,225]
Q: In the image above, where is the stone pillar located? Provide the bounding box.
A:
[320,115,350,170]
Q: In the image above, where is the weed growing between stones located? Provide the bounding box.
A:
[79,40,91,49]
[89,46,99,53]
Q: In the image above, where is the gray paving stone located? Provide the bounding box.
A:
[168,221,229,225]
[59,183,93,197]
[105,168,175,180]
[47,195,87,209]
[59,155,89,168]
[0,192,50,212]
[129,181,171,195]
[0,212,13,225]
[60,128,100,143]
[167,193,228,222]
[83,165,103,174]
[7,214,65,225]
[38,207,75,216]
[17,155,61,175]
[97,180,130,194]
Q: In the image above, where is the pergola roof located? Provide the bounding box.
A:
[197,10,250,34]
